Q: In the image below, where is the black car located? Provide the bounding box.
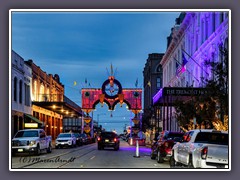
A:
[97,132,120,151]
[74,133,83,146]
[79,133,89,145]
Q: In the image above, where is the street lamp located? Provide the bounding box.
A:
[97,113,106,125]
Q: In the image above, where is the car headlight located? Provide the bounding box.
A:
[29,140,36,146]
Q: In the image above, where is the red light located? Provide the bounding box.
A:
[97,137,101,141]
[114,138,117,142]
[201,147,208,159]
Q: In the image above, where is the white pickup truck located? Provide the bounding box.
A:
[12,129,52,156]
[170,129,228,168]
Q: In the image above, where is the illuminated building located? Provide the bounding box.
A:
[153,11,229,131]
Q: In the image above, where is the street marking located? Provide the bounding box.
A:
[90,156,95,160]
[154,164,157,166]
[80,164,84,168]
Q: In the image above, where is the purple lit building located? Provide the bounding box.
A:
[153,11,229,131]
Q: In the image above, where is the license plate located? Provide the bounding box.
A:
[61,143,65,145]
[18,149,23,152]
[105,139,109,142]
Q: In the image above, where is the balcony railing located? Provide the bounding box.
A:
[35,94,64,102]
[34,94,82,112]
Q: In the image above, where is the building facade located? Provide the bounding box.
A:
[11,50,32,137]
[25,60,65,139]
[142,53,164,131]
[154,11,229,131]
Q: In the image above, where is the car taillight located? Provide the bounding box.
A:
[97,137,101,141]
[114,138,117,142]
[201,147,208,159]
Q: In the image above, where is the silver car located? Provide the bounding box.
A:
[55,133,77,148]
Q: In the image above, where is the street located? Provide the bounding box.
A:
[11,140,170,169]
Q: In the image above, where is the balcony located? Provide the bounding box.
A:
[32,94,82,117]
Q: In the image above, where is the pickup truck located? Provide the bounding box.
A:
[170,129,228,168]
[12,129,52,156]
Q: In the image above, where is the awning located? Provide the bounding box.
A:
[24,114,43,124]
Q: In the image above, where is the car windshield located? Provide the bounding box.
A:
[14,130,39,138]
[58,134,71,138]
[194,132,228,145]
[79,134,85,137]
[166,133,183,141]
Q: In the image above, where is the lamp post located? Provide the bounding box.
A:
[97,113,106,126]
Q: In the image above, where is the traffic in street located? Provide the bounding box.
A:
[11,139,170,169]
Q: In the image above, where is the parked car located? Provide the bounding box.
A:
[97,131,120,150]
[170,129,229,168]
[151,131,184,163]
[74,133,83,146]
[12,129,52,156]
[79,133,89,145]
[55,133,77,148]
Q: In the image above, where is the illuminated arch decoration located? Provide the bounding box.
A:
[81,76,142,115]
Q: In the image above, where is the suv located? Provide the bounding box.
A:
[151,131,184,163]
[97,131,120,150]
[55,133,77,148]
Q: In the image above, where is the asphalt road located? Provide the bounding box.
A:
[11,140,170,170]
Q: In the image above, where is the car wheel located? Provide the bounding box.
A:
[35,144,41,156]
[47,143,52,153]
[114,145,119,151]
[150,150,156,160]
[55,145,59,149]
[71,141,74,148]
[169,152,176,168]
[157,150,164,163]
[188,155,194,168]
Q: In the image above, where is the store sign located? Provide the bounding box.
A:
[163,87,209,96]
[25,123,38,128]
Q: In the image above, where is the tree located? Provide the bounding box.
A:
[174,46,229,131]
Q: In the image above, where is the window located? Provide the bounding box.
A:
[19,80,23,104]
[157,77,161,90]
[220,12,224,23]
[201,19,204,44]
[212,12,216,33]
[25,83,30,106]
[14,77,17,102]
[205,19,208,40]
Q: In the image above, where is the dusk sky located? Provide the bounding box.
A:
[11,10,181,133]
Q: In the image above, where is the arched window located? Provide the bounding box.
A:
[14,77,17,102]
[33,80,37,101]
[220,12,224,23]
[212,12,216,33]
[19,80,23,104]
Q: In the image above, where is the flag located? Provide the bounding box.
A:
[135,78,138,87]
[110,63,113,76]
[176,61,181,75]
[181,52,188,73]
[88,82,91,87]
[147,81,151,87]
[85,78,87,84]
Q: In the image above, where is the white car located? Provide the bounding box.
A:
[55,133,77,148]
[170,129,228,168]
